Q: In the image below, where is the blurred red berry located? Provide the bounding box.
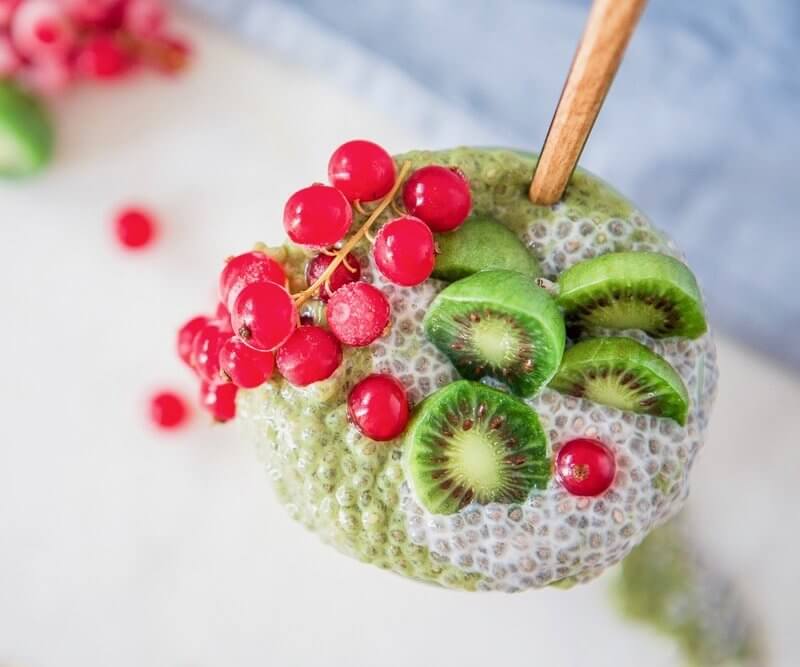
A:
[150,390,189,430]
[114,207,156,249]
[77,36,133,80]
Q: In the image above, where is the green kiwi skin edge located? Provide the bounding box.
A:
[556,252,708,340]
[549,337,690,426]
[424,269,566,398]
[404,380,551,516]
[0,81,54,178]
[432,215,542,282]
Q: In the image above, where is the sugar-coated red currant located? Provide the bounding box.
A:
[219,336,275,388]
[305,251,361,301]
[231,281,297,351]
[124,0,165,37]
[347,374,409,441]
[76,35,132,80]
[177,315,209,367]
[150,390,189,429]
[276,325,342,387]
[11,0,73,58]
[200,381,238,423]
[190,322,227,383]
[114,206,156,249]
[373,215,435,286]
[219,251,286,310]
[325,282,390,347]
[328,139,396,203]
[402,165,471,232]
[555,438,616,497]
[283,184,352,247]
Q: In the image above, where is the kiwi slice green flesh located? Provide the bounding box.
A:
[424,270,566,397]
[405,380,550,515]
[0,81,53,178]
[432,215,541,281]
[557,252,707,339]
[550,337,690,425]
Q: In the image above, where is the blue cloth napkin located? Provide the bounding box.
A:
[184,0,800,370]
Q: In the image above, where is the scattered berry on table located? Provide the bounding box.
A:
[231,281,297,351]
[114,206,157,249]
[328,139,396,203]
[283,184,353,247]
[555,438,616,497]
[347,373,409,441]
[150,390,188,429]
[326,281,391,347]
[219,336,274,389]
[276,325,342,387]
[373,215,435,286]
[402,164,472,232]
[305,251,361,301]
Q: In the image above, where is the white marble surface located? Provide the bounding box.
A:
[1,18,799,667]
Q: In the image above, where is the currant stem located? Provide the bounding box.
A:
[293,160,412,307]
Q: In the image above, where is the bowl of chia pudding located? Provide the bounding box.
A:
[179,143,717,593]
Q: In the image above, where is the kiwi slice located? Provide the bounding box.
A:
[550,337,690,425]
[424,270,565,397]
[0,81,53,178]
[432,215,541,281]
[405,380,550,515]
[557,252,707,339]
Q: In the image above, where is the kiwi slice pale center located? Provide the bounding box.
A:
[580,369,658,412]
[449,429,505,496]
[583,297,674,333]
[469,317,525,368]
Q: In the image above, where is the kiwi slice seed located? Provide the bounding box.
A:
[405,380,550,515]
[424,270,565,397]
[432,215,541,282]
[0,81,53,178]
[549,337,690,425]
[557,252,707,339]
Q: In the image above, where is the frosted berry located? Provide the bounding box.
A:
[124,0,165,37]
[305,251,361,301]
[402,165,471,232]
[114,207,156,249]
[231,281,297,351]
[276,325,342,387]
[326,282,390,347]
[347,374,409,441]
[328,139,396,202]
[190,322,226,383]
[219,251,286,310]
[177,315,209,367]
[200,381,237,423]
[555,438,616,497]
[76,36,132,80]
[373,216,435,286]
[283,184,352,247]
[219,336,274,388]
[11,0,74,58]
[150,390,188,429]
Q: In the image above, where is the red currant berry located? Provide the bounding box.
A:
[325,282,390,347]
[11,0,73,58]
[76,36,132,80]
[328,139,396,203]
[402,165,471,232]
[219,336,274,388]
[283,184,353,247]
[555,438,616,497]
[150,390,189,429]
[276,325,342,387]
[177,315,209,367]
[114,207,156,249]
[0,36,21,77]
[190,322,226,383]
[215,302,233,333]
[124,0,165,37]
[200,381,238,423]
[373,215,435,286]
[305,251,361,301]
[347,374,409,441]
[219,251,286,310]
[231,281,297,351]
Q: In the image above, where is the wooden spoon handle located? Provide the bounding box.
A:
[529,0,647,205]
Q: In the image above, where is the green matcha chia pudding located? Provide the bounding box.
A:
[224,146,718,592]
